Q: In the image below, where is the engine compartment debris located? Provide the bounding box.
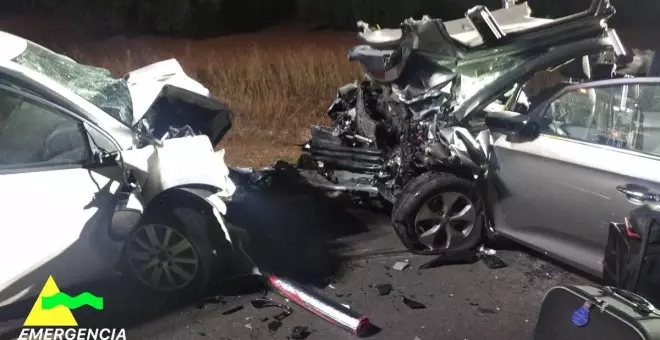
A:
[221,305,245,315]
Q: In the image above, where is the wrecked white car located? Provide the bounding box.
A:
[0,30,241,307]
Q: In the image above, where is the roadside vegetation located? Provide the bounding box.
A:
[62,31,363,166]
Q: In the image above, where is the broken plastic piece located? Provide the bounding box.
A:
[482,254,509,269]
[375,283,393,296]
[250,298,294,321]
[403,296,426,309]
[392,261,410,271]
[268,320,282,332]
[291,326,311,339]
[419,250,480,269]
[222,305,244,315]
[478,245,497,256]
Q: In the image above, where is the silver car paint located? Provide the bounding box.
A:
[488,77,660,278]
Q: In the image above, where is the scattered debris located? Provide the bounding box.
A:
[375,283,393,296]
[222,305,244,315]
[250,298,294,322]
[419,250,479,269]
[482,255,509,269]
[268,320,282,332]
[414,336,422,340]
[291,326,311,339]
[328,284,336,290]
[478,245,497,256]
[402,296,426,309]
[393,261,410,271]
[477,307,497,314]
[419,247,509,270]
[244,323,253,330]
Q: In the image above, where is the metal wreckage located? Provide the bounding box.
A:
[2,0,660,337]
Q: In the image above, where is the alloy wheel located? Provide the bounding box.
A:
[413,192,477,251]
[126,224,200,291]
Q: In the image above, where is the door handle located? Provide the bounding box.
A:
[616,183,660,203]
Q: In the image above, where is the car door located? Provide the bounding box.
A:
[488,77,660,278]
[0,82,124,308]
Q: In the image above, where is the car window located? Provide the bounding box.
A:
[0,87,89,168]
[541,83,660,156]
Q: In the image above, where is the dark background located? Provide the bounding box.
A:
[0,0,657,36]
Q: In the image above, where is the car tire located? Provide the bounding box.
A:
[392,172,484,254]
[120,208,228,296]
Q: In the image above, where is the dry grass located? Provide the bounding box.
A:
[1,15,657,167]
[57,31,363,167]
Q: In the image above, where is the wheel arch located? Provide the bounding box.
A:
[122,184,241,260]
[120,185,240,287]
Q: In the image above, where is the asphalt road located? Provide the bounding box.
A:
[117,250,591,340]
[0,172,594,340]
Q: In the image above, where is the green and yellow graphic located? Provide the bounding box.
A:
[23,275,104,327]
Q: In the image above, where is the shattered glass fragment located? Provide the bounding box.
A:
[12,42,134,125]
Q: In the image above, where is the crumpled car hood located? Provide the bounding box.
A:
[125,59,210,126]
[124,59,233,148]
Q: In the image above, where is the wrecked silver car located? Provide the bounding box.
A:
[296,0,639,266]
[0,31,242,307]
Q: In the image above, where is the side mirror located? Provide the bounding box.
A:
[485,110,541,142]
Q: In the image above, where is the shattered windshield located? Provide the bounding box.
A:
[11,42,133,125]
[455,56,534,108]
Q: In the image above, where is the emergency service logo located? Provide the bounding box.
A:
[18,275,126,340]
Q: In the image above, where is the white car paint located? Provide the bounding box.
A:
[0,170,122,308]
[0,31,27,61]
[125,59,211,125]
[0,30,238,309]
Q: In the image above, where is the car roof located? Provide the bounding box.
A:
[0,30,28,62]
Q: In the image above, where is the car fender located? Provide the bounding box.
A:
[163,186,235,247]
[437,126,488,171]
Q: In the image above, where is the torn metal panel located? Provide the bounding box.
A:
[444,2,554,47]
[122,135,236,204]
[125,59,211,125]
[453,36,619,121]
